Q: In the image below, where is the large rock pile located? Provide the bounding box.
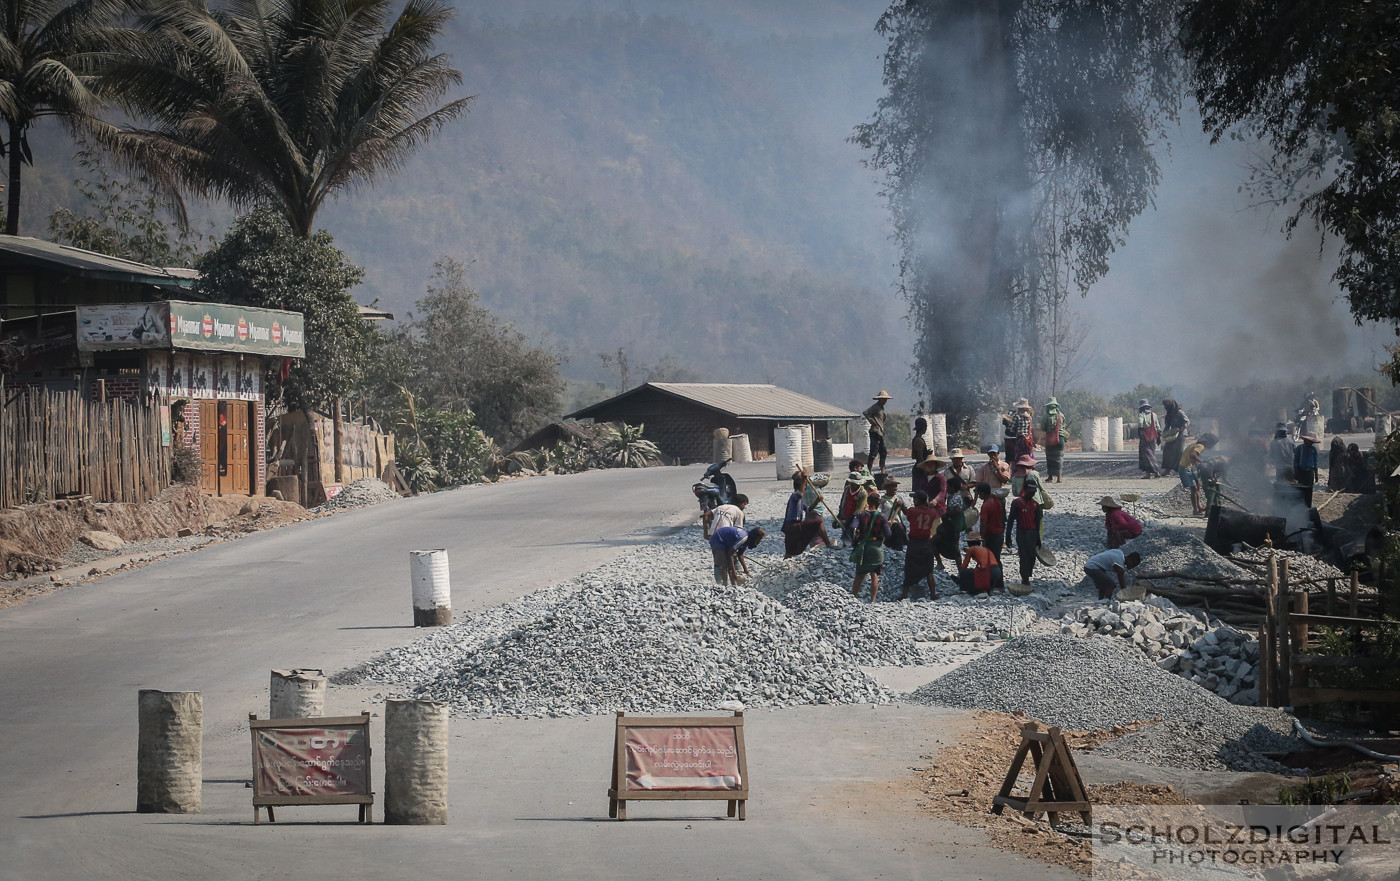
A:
[909,634,1297,772]
[1060,598,1260,704]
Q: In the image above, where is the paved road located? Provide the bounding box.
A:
[0,462,1069,881]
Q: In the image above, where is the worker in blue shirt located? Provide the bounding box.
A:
[1293,435,1320,508]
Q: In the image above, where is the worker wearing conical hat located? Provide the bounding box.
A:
[864,390,892,475]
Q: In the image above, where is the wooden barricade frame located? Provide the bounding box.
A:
[608,710,748,821]
[249,712,374,825]
[992,722,1091,825]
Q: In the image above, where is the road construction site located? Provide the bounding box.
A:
[1,455,1396,880]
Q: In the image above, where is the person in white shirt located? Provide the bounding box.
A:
[711,495,748,532]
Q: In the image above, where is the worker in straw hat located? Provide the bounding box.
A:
[864,390,892,475]
[944,448,975,486]
[1294,434,1320,507]
[1004,397,1034,462]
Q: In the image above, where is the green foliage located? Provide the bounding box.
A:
[194,208,369,411]
[1278,774,1352,807]
[1052,388,1109,441]
[1109,385,1174,421]
[412,408,493,486]
[0,0,121,234]
[852,1,1181,419]
[599,422,662,468]
[364,258,564,447]
[47,145,206,267]
[1182,1,1400,326]
[93,0,470,236]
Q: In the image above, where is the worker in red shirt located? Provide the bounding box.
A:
[899,490,942,601]
[960,540,1004,594]
[975,482,1006,562]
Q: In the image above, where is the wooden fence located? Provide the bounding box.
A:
[1259,555,1400,709]
[1,388,172,508]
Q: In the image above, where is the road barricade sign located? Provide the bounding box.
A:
[607,710,748,820]
[249,712,373,824]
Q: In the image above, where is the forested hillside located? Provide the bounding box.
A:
[316,11,910,409]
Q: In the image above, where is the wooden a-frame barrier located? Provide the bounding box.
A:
[991,722,1091,825]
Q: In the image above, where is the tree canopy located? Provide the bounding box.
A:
[0,0,121,233]
[193,207,369,410]
[94,0,471,236]
[1182,0,1400,326]
[853,0,1180,421]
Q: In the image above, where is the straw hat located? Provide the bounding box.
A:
[1015,452,1036,467]
[1300,434,1319,444]
[917,457,947,472]
[846,471,863,484]
[1099,495,1122,509]
[949,448,966,459]
[1014,397,1032,410]
[872,390,892,400]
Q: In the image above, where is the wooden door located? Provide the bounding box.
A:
[199,400,219,493]
[229,403,251,495]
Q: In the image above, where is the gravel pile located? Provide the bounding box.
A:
[909,634,1298,771]
[777,580,926,666]
[381,580,893,717]
[1121,526,1250,581]
[1060,598,1261,704]
[316,478,402,510]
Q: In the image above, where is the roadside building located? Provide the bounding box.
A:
[565,382,857,463]
[0,237,304,498]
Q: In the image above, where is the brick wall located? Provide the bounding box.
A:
[89,376,142,402]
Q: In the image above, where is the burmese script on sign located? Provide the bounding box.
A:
[625,726,741,791]
[253,726,369,798]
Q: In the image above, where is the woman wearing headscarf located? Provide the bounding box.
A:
[1328,436,1349,490]
[1160,399,1189,485]
[1137,399,1163,478]
[1041,397,1065,483]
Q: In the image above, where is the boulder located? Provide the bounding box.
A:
[78,531,124,552]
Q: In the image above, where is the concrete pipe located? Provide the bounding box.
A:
[383,699,449,825]
[269,669,326,719]
[409,549,452,627]
[1081,418,1099,452]
[977,412,1002,453]
[813,439,834,473]
[775,427,803,480]
[1107,417,1124,452]
[928,414,948,457]
[137,690,202,814]
[851,418,870,458]
[798,424,814,473]
[730,434,752,463]
[712,428,732,464]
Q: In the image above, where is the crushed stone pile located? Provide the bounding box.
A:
[353,578,895,718]
[315,478,402,511]
[1061,598,1260,704]
[1230,547,1346,582]
[1121,526,1250,581]
[909,634,1298,771]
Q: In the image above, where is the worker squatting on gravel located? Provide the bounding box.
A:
[1083,549,1142,600]
[708,525,765,585]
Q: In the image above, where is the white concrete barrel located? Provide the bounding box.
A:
[1303,414,1325,440]
[409,549,452,627]
[928,413,948,456]
[1107,417,1124,452]
[1376,413,1393,441]
[137,690,202,814]
[383,699,449,825]
[775,426,803,480]
[1081,418,1099,452]
[978,412,1002,452]
[798,424,814,473]
[712,428,732,464]
[851,417,870,459]
[270,669,326,718]
[813,438,834,473]
[1095,416,1110,451]
[730,434,752,463]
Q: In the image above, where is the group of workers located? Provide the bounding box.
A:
[705,390,1156,604]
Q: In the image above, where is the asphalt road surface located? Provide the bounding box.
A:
[0,462,1069,881]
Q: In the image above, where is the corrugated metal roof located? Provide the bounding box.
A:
[0,235,196,288]
[569,382,858,420]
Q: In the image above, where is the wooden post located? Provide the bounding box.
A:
[332,395,344,485]
[1350,570,1360,617]
[1327,578,1337,616]
[1277,559,1292,707]
[1258,624,1272,708]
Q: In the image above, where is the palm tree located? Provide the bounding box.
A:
[94,0,470,236]
[0,0,121,234]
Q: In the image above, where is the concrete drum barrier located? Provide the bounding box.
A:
[730,434,752,463]
[137,690,202,814]
[927,413,947,457]
[269,669,326,718]
[977,412,1002,453]
[851,417,870,458]
[775,426,803,480]
[384,699,449,825]
[410,549,452,627]
[1108,417,1124,452]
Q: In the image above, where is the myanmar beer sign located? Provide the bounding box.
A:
[80,300,305,357]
